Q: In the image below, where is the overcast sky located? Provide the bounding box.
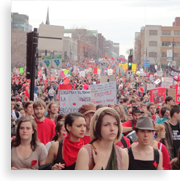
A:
[11,0,180,59]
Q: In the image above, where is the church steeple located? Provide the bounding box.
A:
[46,7,50,25]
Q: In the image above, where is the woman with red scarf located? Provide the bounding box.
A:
[45,112,86,170]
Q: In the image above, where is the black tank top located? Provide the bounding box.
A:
[54,140,76,170]
[128,147,159,170]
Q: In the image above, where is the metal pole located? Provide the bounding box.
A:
[172,38,174,69]
[30,28,38,101]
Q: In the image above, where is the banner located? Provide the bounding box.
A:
[59,90,91,114]
[89,81,117,106]
[169,66,180,77]
[147,84,155,90]
[122,63,128,71]
[132,64,137,72]
[150,88,166,104]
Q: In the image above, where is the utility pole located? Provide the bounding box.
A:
[172,38,174,69]
[30,28,38,101]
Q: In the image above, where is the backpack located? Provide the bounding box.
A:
[120,136,127,148]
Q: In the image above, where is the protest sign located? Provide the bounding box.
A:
[89,81,117,106]
[100,76,116,83]
[154,79,161,84]
[161,77,173,88]
[150,88,166,104]
[108,69,113,75]
[132,64,137,72]
[59,90,91,114]
[147,84,155,90]
[122,63,128,71]
[168,88,176,103]
[19,68,23,73]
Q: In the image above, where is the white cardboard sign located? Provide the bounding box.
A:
[59,90,91,114]
[89,81,117,106]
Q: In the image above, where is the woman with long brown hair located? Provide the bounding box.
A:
[75,107,129,170]
[11,117,47,170]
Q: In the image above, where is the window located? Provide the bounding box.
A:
[174,31,180,35]
[149,41,157,46]
[162,30,171,35]
[162,41,171,46]
[174,53,180,57]
[149,52,157,57]
[174,42,180,47]
[162,52,167,57]
[149,30,157,35]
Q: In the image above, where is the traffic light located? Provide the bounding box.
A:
[128,55,133,70]
[26,29,38,79]
[26,32,34,79]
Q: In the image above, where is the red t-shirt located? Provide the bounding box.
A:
[34,117,56,145]
[82,135,91,145]
[122,120,137,136]
[158,142,171,170]
[115,136,131,148]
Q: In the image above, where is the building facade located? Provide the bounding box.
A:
[11,12,32,32]
[135,17,180,70]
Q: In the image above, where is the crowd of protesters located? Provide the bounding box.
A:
[11,60,180,170]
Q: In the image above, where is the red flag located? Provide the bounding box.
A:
[59,84,72,90]
[63,77,70,85]
[93,68,97,74]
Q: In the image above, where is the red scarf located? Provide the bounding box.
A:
[63,133,84,167]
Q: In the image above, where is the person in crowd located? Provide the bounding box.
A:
[96,104,105,110]
[140,104,148,112]
[130,100,136,107]
[48,86,56,101]
[127,116,163,170]
[11,117,47,170]
[78,104,96,144]
[114,104,128,123]
[165,96,175,108]
[147,103,160,122]
[156,106,171,124]
[122,97,129,116]
[154,124,166,142]
[11,98,21,121]
[122,106,143,135]
[171,148,180,170]
[33,100,56,145]
[46,112,86,170]
[75,107,129,170]
[132,123,171,170]
[15,93,22,102]
[161,105,180,160]
[24,101,34,118]
[45,122,67,152]
[45,102,58,124]
[56,113,66,124]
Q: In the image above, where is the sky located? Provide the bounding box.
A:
[11,0,180,59]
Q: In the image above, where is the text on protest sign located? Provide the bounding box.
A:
[59,90,91,114]
[89,81,117,106]
[147,84,155,90]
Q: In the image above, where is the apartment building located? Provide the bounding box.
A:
[134,17,180,70]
